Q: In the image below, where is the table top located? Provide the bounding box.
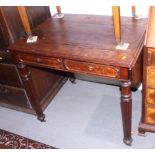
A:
[9,14,147,68]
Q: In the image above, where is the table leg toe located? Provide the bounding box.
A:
[123,137,133,146]
[37,113,46,122]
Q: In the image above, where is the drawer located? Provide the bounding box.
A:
[19,54,63,69]
[145,107,155,125]
[64,60,119,78]
[147,48,155,66]
[146,66,155,88]
[146,88,155,105]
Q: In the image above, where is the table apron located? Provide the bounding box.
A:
[17,54,130,81]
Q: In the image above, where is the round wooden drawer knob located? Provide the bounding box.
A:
[36,58,42,62]
[88,66,94,71]
[57,58,61,62]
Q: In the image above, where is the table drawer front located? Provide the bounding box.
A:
[145,107,155,125]
[64,60,119,78]
[146,88,155,105]
[19,54,63,69]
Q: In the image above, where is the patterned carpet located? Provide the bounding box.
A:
[0,129,56,149]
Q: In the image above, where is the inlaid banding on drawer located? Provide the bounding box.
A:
[19,54,63,69]
[64,60,119,78]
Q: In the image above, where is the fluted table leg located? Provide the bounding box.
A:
[17,62,45,122]
[120,81,132,145]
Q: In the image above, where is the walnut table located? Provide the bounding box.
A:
[9,14,147,145]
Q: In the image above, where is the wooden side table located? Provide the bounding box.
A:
[9,13,147,145]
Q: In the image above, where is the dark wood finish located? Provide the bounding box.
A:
[0,85,31,109]
[26,6,51,29]
[120,81,132,145]
[10,14,146,68]
[0,63,23,87]
[9,14,147,145]
[0,6,67,118]
[19,54,63,69]
[17,62,45,121]
[131,51,143,88]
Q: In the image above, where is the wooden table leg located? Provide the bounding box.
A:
[17,62,45,122]
[112,6,121,44]
[120,81,132,145]
[131,6,136,18]
[68,73,76,84]
[17,6,32,37]
[56,6,62,15]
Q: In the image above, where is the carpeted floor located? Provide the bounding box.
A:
[0,80,155,149]
[0,129,55,149]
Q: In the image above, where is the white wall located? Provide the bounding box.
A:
[0,0,150,17]
[50,0,149,18]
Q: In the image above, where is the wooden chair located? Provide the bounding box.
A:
[17,6,138,47]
